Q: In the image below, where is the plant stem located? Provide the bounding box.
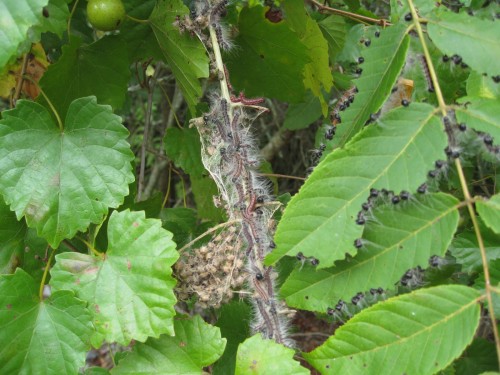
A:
[126,15,149,24]
[12,52,30,106]
[259,173,306,181]
[39,247,55,301]
[67,0,80,40]
[406,0,500,366]
[77,236,102,257]
[138,66,160,201]
[307,0,391,26]
[22,74,63,130]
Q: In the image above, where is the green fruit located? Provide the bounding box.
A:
[87,0,126,31]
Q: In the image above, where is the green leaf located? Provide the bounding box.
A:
[50,210,179,346]
[477,194,500,234]
[428,10,500,77]
[0,269,93,374]
[330,23,410,150]
[38,36,131,119]
[160,207,200,249]
[191,175,225,222]
[213,301,252,375]
[235,334,309,375]
[0,0,48,68]
[267,103,446,268]
[455,98,500,142]
[0,199,26,273]
[120,0,162,62]
[318,15,346,62]
[0,97,134,248]
[474,258,500,318]
[31,0,70,38]
[280,193,459,312]
[467,71,500,99]
[225,5,309,103]
[304,285,481,375]
[111,315,226,374]
[301,15,334,115]
[283,91,322,130]
[164,127,205,177]
[451,227,500,272]
[150,0,209,115]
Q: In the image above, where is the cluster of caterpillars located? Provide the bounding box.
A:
[183,0,292,347]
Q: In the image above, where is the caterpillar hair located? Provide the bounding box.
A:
[419,54,435,93]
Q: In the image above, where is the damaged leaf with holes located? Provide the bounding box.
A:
[111,315,226,374]
[50,210,178,347]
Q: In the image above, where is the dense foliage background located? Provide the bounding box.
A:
[0,0,500,374]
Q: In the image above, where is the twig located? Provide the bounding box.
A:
[259,173,306,181]
[307,0,391,26]
[138,66,161,201]
[407,0,500,367]
[12,52,30,106]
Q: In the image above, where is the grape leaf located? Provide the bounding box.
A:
[0,269,93,374]
[38,36,131,119]
[225,5,310,103]
[31,0,70,38]
[0,0,48,68]
[304,285,481,375]
[149,0,209,115]
[477,194,500,234]
[120,0,162,62]
[50,210,178,347]
[235,334,309,375]
[455,98,500,142]
[267,103,447,268]
[213,301,252,375]
[164,127,205,177]
[111,315,226,374]
[283,91,322,130]
[318,15,346,62]
[0,199,26,273]
[0,97,134,248]
[428,10,500,77]
[280,193,459,312]
[329,23,410,150]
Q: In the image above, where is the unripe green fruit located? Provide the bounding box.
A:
[87,0,126,31]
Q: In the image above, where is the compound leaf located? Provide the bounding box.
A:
[280,193,459,312]
[0,97,134,248]
[150,0,209,115]
[0,0,48,68]
[225,5,310,103]
[0,269,93,374]
[455,98,500,142]
[428,10,500,77]
[50,210,179,347]
[235,334,308,375]
[38,36,131,120]
[330,23,410,150]
[111,315,226,374]
[304,285,481,375]
[267,103,446,268]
